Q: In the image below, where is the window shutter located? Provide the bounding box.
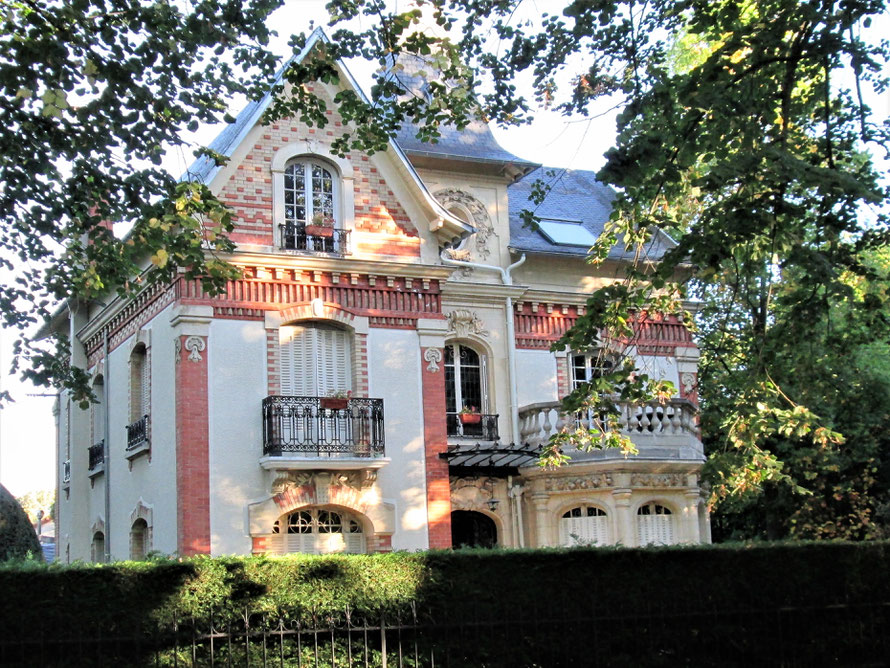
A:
[316,327,352,395]
[280,326,317,396]
[637,514,674,546]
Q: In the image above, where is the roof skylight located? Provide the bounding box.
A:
[538,219,598,246]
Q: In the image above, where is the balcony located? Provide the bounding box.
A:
[279,224,349,256]
[447,412,499,442]
[125,415,150,460]
[88,440,105,478]
[518,398,702,461]
[261,396,386,470]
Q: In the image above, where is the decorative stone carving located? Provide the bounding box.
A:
[450,477,495,511]
[543,473,613,492]
[424,347,442,372]
[446,309,489,339]
[174,338,182,363]
[434,188,495,260]
[271,471,313,494]
[681,373,696,395]
[271,470,377,495]
[184,336,206,362]
[630,473,687,488]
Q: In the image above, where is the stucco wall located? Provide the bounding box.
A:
[207,318,268,556]
[368,328,429,550]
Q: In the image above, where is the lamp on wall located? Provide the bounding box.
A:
[487,498,500,512]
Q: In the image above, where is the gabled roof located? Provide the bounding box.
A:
[181,28,473,243]
[386,54,539,181]
[508,167,677,260]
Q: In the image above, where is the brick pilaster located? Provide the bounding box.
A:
[176,334,211,556]
[421,346,452,549]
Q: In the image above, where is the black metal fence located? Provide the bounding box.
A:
[4,596,889,667]
[262,396,385,458]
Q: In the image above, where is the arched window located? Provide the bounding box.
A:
[279,323,353,397]
[269,508,365,554]
[559,504,611,546]
[91,531,105,563]
[636,502,675,546]
[444,343,490,438]
[281,159,341,253]
[130,518,149,560]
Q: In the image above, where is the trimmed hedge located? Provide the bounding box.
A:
[1,542,889,666]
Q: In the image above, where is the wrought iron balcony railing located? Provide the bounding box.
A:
[62,459,71,485]
[279,224,349,255]
[126,415,150,451]
[446,413,499,441]
[88,440,105,471]
[262,396,384,458]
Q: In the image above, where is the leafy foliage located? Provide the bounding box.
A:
[0,0,282,403]
[295,0,889,507]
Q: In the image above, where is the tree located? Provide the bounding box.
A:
[0,0,282,405]
[4,0,888,517]
[16,489,56,526]
[0,484,41,561]
[285,0,889,507]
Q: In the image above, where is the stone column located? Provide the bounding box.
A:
[683,489,702,544]
[612,488,635,547]
[171,305,213,556]
[531,493,551,547]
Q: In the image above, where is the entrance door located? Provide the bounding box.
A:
[451,510,497,548]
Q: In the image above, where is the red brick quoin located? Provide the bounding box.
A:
[421,347,452,549]
[176,335,211,556]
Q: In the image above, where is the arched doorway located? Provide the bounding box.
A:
[451,510,497,548]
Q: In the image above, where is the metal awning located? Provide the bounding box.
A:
[440,442,541,476]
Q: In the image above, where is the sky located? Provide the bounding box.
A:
[0,0,887,499]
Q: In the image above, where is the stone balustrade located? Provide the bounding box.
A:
[518,398,701,458]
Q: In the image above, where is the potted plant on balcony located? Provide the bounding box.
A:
[321,389,351,411]
[458,405,482,425]
[305,212,335,238]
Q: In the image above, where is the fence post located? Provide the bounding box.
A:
[380,615,387,668]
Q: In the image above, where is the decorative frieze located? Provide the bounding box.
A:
[450,476,495,511]
[629,473,687,488]
[543,473,613,492]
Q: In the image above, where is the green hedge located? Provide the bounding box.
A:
[1,542,889,666]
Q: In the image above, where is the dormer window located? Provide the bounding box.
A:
[280,158,348,254]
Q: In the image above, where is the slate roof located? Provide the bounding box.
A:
[386,54,539,174]
[508,167,677,260]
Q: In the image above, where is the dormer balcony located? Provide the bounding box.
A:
[261,396,386,470]
[279,223,349,256]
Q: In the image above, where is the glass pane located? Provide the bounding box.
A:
[318,510,343,534]
[288,511,312,534]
